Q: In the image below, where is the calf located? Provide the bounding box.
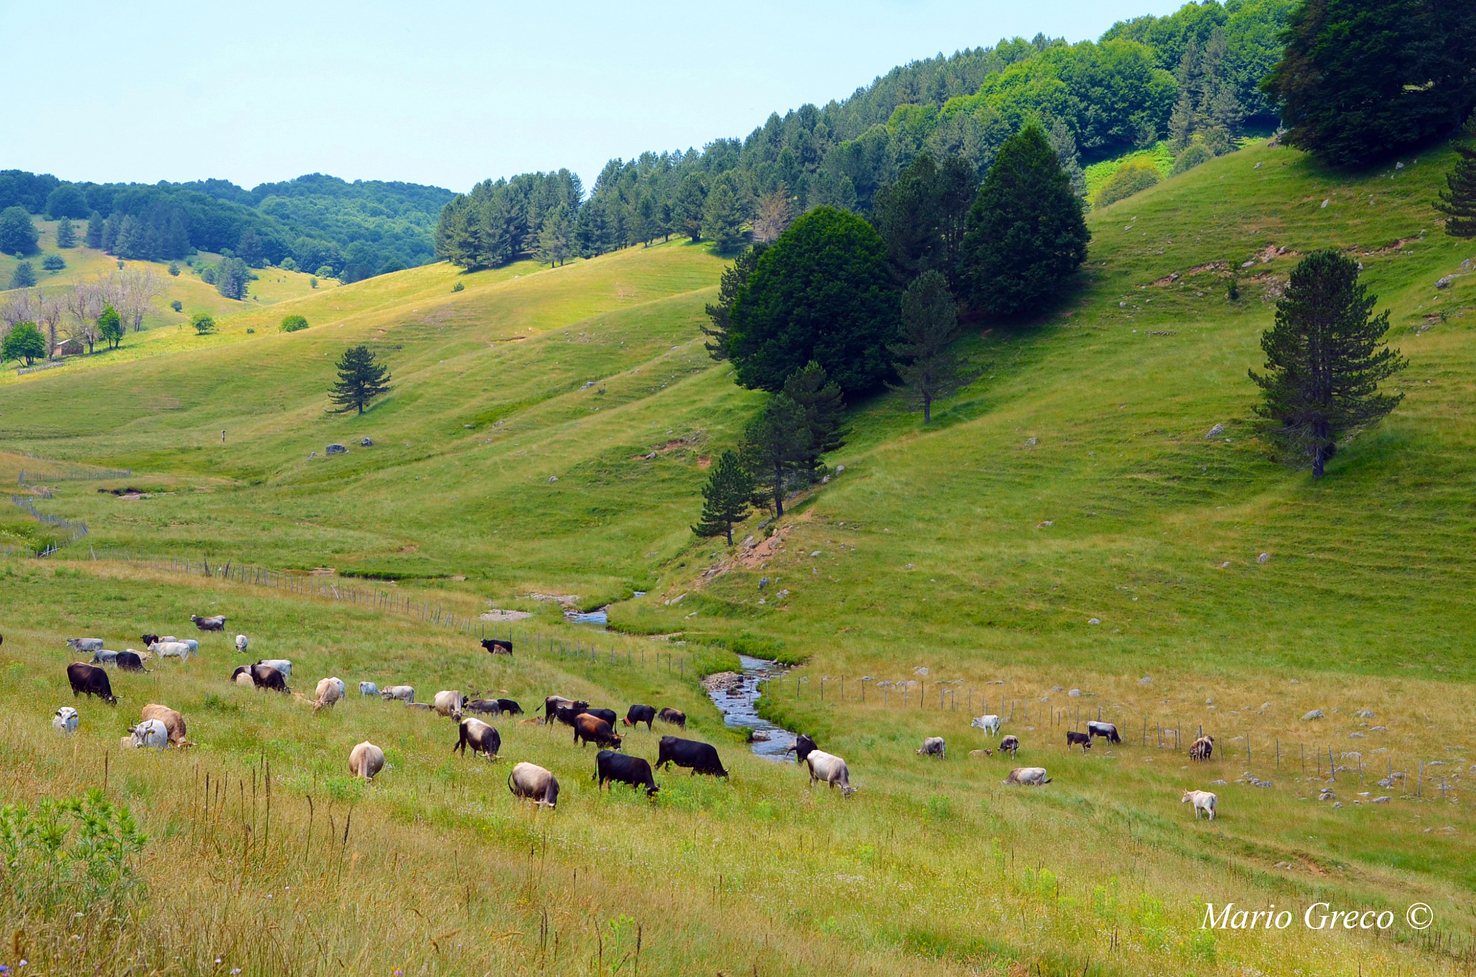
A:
[971,714,1001,735]
[1182,789,1217,820]
[917,736,946,759]
[1087,720,1122,745]
[573,714,623,750]
[999,735,1020,757]
[1004,767,1051,785]
[454,718,501,761]
[656,736,728,777]
[495,697,523,716]
[1189,735,1214,761]
[787,733,819,759]
[91,649,119,666]
[140,703,188,746]
[658,707,686,729]
[66,662,116,705]
[508,762,558,809]
[191,614,226,632]
[595,750,659,796]
[480,638,513,655]
[793,736,855,796]
[624,704,657,730]
[348,741,385,781]
[1066,730,1092,751]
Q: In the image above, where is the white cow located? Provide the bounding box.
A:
[150,641,194,661]
[917,736,946,759]
[433,690,465,720]
[971,714,1002,735]
[1004,767,1051,786]
[1182,789,1217,820]
[160,637,199,653]
[359,681,379,697]
[52,706,79,734]
[128,718,170,750]
[235,634,249,653]
[255,659,292,681]
[380,685,415,703]
[90,649,120,666]
[348,741,385,781]
[314,677,344,711]
[66,638,104,654]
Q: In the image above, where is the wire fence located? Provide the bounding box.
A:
[7,494,89,556]
[17,466,132,484]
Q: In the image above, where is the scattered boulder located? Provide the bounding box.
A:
[548,476,559,483]
[1068,689,1081,697]
[702,671,742,693]
[360,437,374,447]
[1205,423,1225,439]
[1436,275,1457,289]
[1257,552,1270,564]
[325,443,347,455]
[1087,618,1101,625]
[758,577,770,590]
[1354,709,1375,719]
[1372,796,1391,804]
[1139,676,1151,685]
[1302,709,1325,721]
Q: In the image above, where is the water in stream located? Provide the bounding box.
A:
[706,654,797,761]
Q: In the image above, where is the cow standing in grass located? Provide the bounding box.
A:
[1182,789,1217,819]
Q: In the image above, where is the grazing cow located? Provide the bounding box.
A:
[658,707,686,729]
[314,678,344,711]
[480,638,513,655]
[407,702,434,711]
[255,659,292,681]
[582,707,617,727]
[150,641,194,661]
[191,614,226,632]
[116,651,146,672]
[91,649,120,666]
[1182,789,1217,820]
[433,690,465,720]
[1189,735,1214,761]
[129,718,169,750]
[1087,720,1122,745]
[236,664,288,692]
[545,696,588,723]
[999,735,1020,758]
[232,667,255,687]
[508,762,559,809]
[971,714,1002,735]
[235,634,249,653]
[66,638,105,654]
[359,681,379,697]
[465,698,502,715]
[141,703,188,746]
[624,704,657,730]
[574,714,623,749]
[52,706,79,734]
[66,663,116,704]
[454,718,501,761]
[917,736,946,759]
[348,741,385,781]
[595,750,659,796]
[553,704,588,728]
[656,736,728,777]
[1066,730,1092,751]
[792,736,855,796]
[496,698,523,716]
[160,636,199,653]
[1003,767,1051,786]
[380,686,415,703]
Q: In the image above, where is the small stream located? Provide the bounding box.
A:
[706,654,797,761]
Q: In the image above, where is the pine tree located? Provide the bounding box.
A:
[891,271,964,423]
[1249,250,1407,478]
[782,360,848,472]
[740,395,811,517]
[55,216,76,249]
[674,173,706,242]
[328,344,393,415]
[691,450,754,545]
[1436,118,1476,238]
[9,262,37,289]
[536,204,574,266]
[701,243,767,361]
[702,177,749,254]
[85,210,104,249]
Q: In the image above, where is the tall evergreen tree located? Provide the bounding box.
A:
[701,176,749,254]
[216,256,250,300]
[782,360,848,472]
[8,262,37,289]
[957,125,1091,318]
[740,395,811,517]
[85,210,104,249]
[536,204,574,266]
[236,228,265,267]
[328,344,393,415]
[692,450,754,545]
[55,216,76,249]
[1436,117,1476,237]
[701,243,767,361]
[891,270,964,423]
[673,173,707,242]
[1249,250,1407,478]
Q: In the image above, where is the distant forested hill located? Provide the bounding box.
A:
[0,170,453,283]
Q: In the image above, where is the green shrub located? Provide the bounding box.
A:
[0,789,149,921]
[314,264,334,278]
[190,312,216,335]
[1171,142,1213,176]
[41,254,65,272]
[1095,158,1162,209]
[452,280,464,292]
[167,261,180,276]
[279,256,299,272]
[280,314,309,332]
[170,299,182,312]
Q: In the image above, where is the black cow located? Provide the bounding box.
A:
[1087,721,1122,745]
[480,638,513,655]
[624,704,657,730]
[496,698,523,716]
[658,707,686,729]
[141,634,160,648]
[788,733,818,759]
[545,696,588,723]
[234,663,289,692]
[464,699,502,715]
[1066,730,1092,751]
[656,736,728,778]
[67,662,117,704]
[453,718,501,760]
[554,704,586,728]
[594,750,659,796]
[999,735,1019,757]
[116,651,146,672]
[191,614,226,632]
[583,707,617,727]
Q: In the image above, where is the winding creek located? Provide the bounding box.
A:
[706,654,797,761]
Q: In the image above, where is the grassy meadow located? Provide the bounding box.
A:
[1,138,1475,975]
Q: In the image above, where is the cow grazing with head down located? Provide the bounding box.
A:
[233,664,289,692]
[67,663,116,705]
[595,750,659,796]
[150,641,194,661]
[1189,735,1214,761]
[235,634,249,653]
[1004,767,1051,785]
[66,638,105,654]
[116,651,146,672]
[656,736,728,777]
[480,638,513,655]
[465,698,501,716]
[574,714,622,750]
[999,735,1020,758]
[254,659,292,681]
[191,614,226,632]
[1087,720,1122,745]
[495,698,522,716]
[624,704,657,730]
[314,678,344,711]
[509,762,558,809]
[433,690,465,720]
[140,703,189,746]
[380,685,415,703]
[1066,731,1092,751]
[917,736,946,759]
[454,718,501,761]
[91,649,119,666]
[52,706,79,734]
[359,681,379,697]
[658,707,686,729]
[792,736,855,796]
[1182,789,1217,819]
[349,741,385,781]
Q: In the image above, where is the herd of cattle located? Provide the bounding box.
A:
[51,624,1223,817]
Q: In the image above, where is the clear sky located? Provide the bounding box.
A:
[2,0,1186,193]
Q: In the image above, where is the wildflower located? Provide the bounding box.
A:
[232,970,242,975]
[1,964,10,974]
[216,959,223,965]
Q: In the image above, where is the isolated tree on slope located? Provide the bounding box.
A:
[1249,251,1407,478]
[55,216,76,249]
[329,344,392,415]
[0,207,39,256]
[741,395,811,517]
[701,243,766,362]
[891,270,964,423]
[97,305,123,351]
[2,321,46,365]
[692,450,754,546]
[9,262,37,289]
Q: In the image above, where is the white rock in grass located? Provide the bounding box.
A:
[1302,709,1325,721]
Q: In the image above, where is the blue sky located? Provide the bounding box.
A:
[2,0,1186,192]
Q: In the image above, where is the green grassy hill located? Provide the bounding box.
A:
[1,140,1474,976]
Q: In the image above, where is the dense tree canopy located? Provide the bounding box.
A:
[727,208,899,396]
[0,207,39,256]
